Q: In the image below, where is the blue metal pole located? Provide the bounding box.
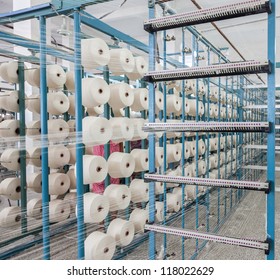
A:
[39,15,50,260]
[148,0,156,260]
[73,9,85,260]
[267,0,276,260]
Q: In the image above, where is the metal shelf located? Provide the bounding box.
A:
[144,61,270,82]
[145,0,270,32]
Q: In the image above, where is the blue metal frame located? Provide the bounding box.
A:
[73,9,85,260]
[39,15,50,260]
[266,0,276,260]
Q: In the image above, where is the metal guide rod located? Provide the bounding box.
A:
[245,144,280,150]
[145,0,270,32]
[144,61,271,82]
[244,104,280,109]
[243,165,280,171]
[143,121,270,132]
[145,224,269,251]
[144,174,269,192]
[39,15,50,260]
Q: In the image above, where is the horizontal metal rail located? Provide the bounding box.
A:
[145,224,269,252]
[144,174,269,192]
[143,121,270,133]
[144,61,270,82]
[144,0,270,32]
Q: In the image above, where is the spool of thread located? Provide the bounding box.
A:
[0,120,20,138]
[68,95,75,116]
[1,90,24,112]
[155,147,164,167]
[79,155,108,184]
[0,62,9,82]
[126,56,148,80]
[1,61,25,84]
[167,193,181,213]
[48,119,69,141]
[209,137,218,151]
[220,91,226,104]
[1,148,29,171]
[131,88,148,111]
[172,187,188,202]
[83,116,112,146]
[185,99,198,116]
[185,185,198,200]
[129,179,149,203]
[198,139,206,155]
[81,38,110,69]
[27,172,42,193]
[190,160,206,176]
[82,192,109,223]
[155,181,164,194]
[166,80,181,91]
[110,117,134,143]
[82,78,110,108]
[130,149,149,172]
[183,141,191,160]
[107,218,135,247]
[26,120,41,136]
[189,141,196,157]
[47,91,70,115]
[85,231,116,260]
[209,154,218,169]
[166,169,180,187]
[26,93,40,114]
[67,120,76,133]
[209,171,218,179]
[166,95,182,115]
[233,96,238,108]
[220,152,226,166]
[63,192,77,213]
[48,145,70,169]
[67,144,76,165]
[108,152,135,178]
[104,184,131,211]
[86,105,104,116]
[25,67,40,87]
[0,178,21,200]
[166,144,181,163]
[0,206,21,228]
[146,202,164,222]
[67,167,76,189]
[28,147,41,167]
[27,198,42,219]
[65,71,75,92]
[221,107,227,119]
[131,118,148,141]
[49,199,70,223]
[183,80,194,95]
[46,65,66,89]
[129,208,148,234]
[155,90,163,113]
[49,173,70,195]
[108,83,134,110]
[108,48,135,75]
[184,165,193,177]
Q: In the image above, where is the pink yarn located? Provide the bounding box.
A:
[91,142,120,194]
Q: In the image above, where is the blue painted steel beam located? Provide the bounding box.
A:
[0,1,113,24]
[39,16,50,260]
[148,0,156,261]
[73,9,85,260]
[266,0,276,260]
[0,30,74,62]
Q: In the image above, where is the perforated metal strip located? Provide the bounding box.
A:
[144,174,269,191]
[145,224,269,251]
[144,0,270,32]
[143,121,270,133]
[144,61,270,82]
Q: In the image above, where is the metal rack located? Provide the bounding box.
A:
[146,0,276,260]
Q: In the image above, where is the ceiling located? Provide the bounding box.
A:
[0,0,279,86]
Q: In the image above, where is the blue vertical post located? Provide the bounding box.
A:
[181,27,186,260]
[39,16,50,260]
[267,0,276,260]
[18,60,27,234]
[73,9,85,260]
[148,0,156,260]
